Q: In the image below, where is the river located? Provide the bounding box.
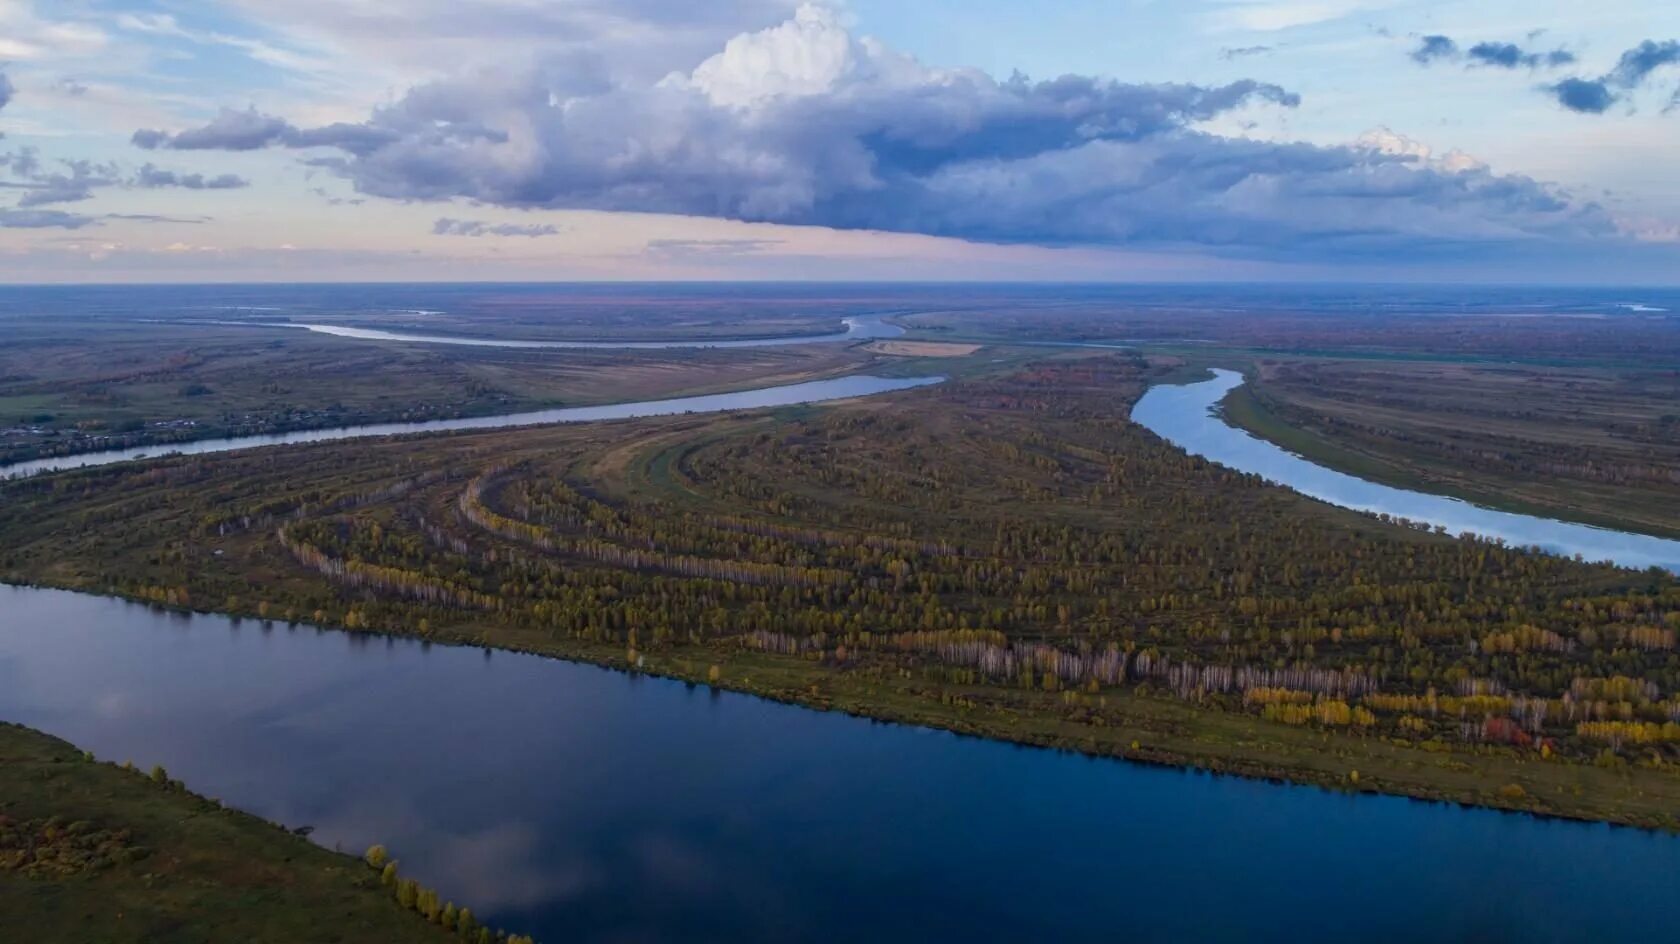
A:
[195,314,905,349]
[1131,368,1680,573]
[2,585,1675,943]
[0,374,943,480]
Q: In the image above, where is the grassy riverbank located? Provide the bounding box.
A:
[0,722,534,944]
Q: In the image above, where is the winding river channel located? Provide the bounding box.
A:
[0,374,942,480]
[4,364,1680,940]
[1132,368,1680,573]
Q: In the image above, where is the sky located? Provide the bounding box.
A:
[0,0,1676,283]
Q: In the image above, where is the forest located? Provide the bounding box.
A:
[5,352,1679,828]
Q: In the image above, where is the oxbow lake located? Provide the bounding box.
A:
[1,585,1677,943]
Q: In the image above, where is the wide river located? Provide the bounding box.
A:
[1132,369,1680,573]
[3,585,1676,943]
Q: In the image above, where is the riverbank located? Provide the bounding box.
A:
[1218,362,1680,541]
[0,721,532,944]
[1131,368,1680,571]
[10,578,1680,832]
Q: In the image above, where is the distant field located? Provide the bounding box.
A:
[864,340,981,357]
[906,303,1680,366]
[0,317,876,465]
[1231,359,1680,538]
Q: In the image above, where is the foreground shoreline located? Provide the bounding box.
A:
[0,719,537,944]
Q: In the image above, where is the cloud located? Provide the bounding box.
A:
[105,213,210,224]
[10,159,121,207]
[0,6,106,61]
[1205,0,1387,33]
[1548,77,1617,114]
[1466,42,1574,70]
[0,71,12,112]
[1355,127,1484,172]
[1411,35,1457,64]
[1544,38,1680,114]
[1608,39,1680,88]
[432,217,560,237]
[134,164,251,190]
[1411,35,1572,69]
[0,208,98,229]
[118,4,1624,261]
[1409,33,1674,115]
[216,0,801,84]
[132,108,400,155]
[1219,45,1273,60]
[0,148,249,216]
[645,237,783,258]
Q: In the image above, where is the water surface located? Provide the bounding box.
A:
[1,374,942,480]
[255,314,903,349]
[1131,369,1680,572]
[2,585,1675,944]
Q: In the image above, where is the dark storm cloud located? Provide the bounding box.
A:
[432,217,560,237]
[121,7,1621,260]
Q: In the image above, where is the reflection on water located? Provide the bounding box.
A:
[2,585,1676,943]
[0,374,943,480]
[1131,369,1680,572]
